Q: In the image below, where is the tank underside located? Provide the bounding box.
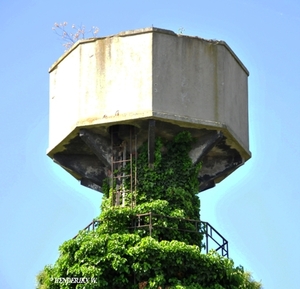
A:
[52,119,243,193]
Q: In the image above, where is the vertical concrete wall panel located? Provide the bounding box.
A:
[76,34,153,125]
[152,33,221,126]
[217,45,249,150]
[49,48,82,151]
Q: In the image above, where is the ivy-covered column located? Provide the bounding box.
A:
[37,132,261,289]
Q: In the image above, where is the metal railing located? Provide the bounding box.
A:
[201,221,229,257]
[73,212,228,258]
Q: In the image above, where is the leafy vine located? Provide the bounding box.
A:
[36,132,261,289]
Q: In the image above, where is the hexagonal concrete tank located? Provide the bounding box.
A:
[47,27,250,193]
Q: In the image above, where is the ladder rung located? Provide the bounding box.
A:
[113,174,132,179]
[112,159,131,164]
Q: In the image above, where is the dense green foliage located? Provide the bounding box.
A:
[37,132,261,289]
[133,132,201,219]
[37,232,261,289]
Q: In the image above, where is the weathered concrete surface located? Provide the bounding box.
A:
[47,27,250,193]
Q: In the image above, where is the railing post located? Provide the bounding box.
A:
[205,223,209,254]
[149,212,152,237]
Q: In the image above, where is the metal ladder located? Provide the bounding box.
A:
[110,125,137,208]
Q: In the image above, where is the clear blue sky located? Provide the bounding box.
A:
[0,0,299,288]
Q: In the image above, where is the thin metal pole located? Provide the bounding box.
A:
[130,153,133,208]
[122,141,126,207]
[111,155,114,207]
[135,133,137,206]
[148,120,155,168]
[206,223,209,254]
[150,212,153,237]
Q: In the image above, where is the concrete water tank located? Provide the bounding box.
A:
[47,27,250,193]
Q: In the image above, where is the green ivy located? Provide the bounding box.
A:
[134,132,201,217]
[37,234,261,289]
[37,132,262,289]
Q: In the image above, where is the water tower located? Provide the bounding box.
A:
[41,28,255,288]
[47,27,250,198]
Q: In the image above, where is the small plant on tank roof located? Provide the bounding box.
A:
[52,21,99,50]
